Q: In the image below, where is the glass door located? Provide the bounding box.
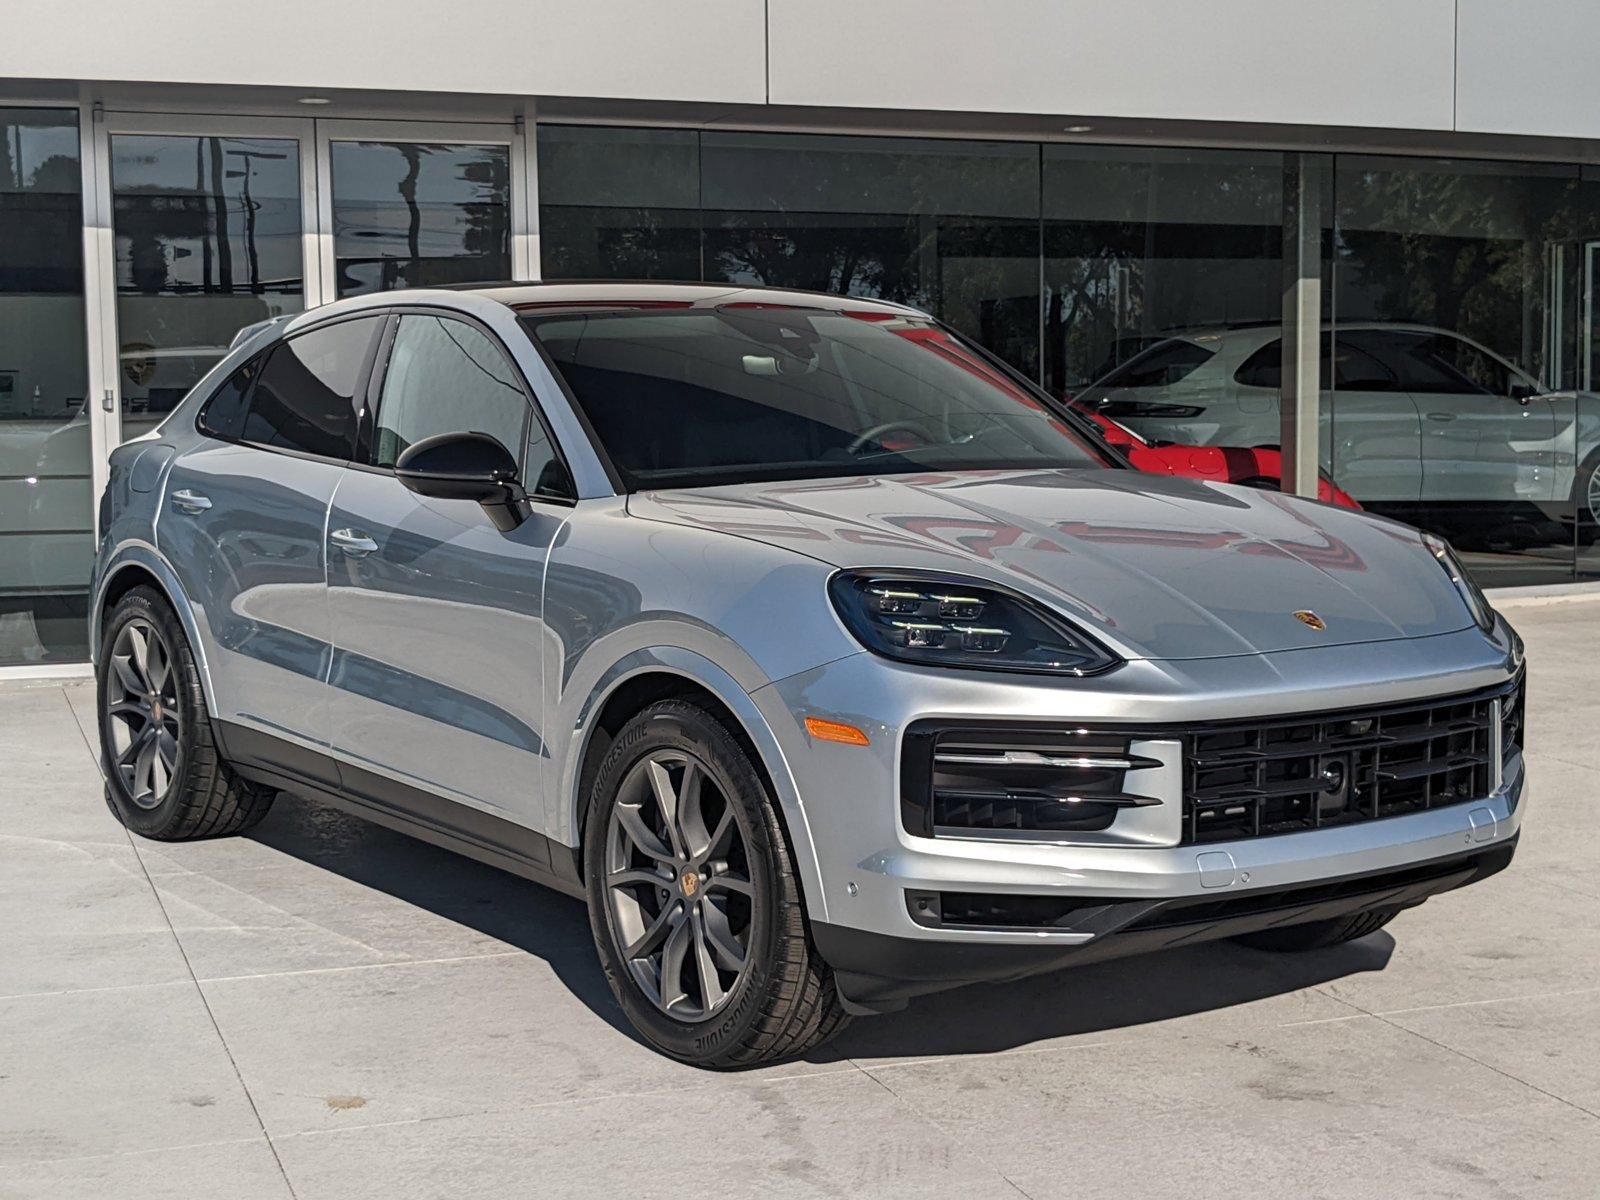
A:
[0,106,92,665]
[97,114,319,445]
[315,120,517,300]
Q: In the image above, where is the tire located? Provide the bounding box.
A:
[97,585,275,841]
[1571,450,1600,547]
[583,699,849,1068]
[1232,907,1398,953]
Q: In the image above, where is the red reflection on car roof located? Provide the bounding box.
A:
[512,300,696,313]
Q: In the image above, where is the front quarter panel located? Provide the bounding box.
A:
[543,499,860,906]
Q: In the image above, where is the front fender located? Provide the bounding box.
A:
[553,644,830,926]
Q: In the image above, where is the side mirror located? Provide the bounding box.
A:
[395,431,528,532]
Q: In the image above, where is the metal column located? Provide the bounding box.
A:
[1280,154,1327,498]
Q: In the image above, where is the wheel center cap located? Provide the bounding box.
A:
[150,702,162,721]
[680,871,700,898]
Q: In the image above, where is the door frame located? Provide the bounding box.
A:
[82,110,533,522]
[89,110,323,455]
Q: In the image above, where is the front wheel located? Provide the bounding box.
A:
[583,700,848,1068]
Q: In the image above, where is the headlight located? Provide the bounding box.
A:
[1422,532,1496,632]
[827,571,1120,675]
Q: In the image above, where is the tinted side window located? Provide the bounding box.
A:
[1330,334,1401,392]
[1094,339,1213,389]
[1418,333,1509,396]
[239,317,381,459]
[374,315,529,469]
[1234,336,1333,390]
[1355,330,1497,396]
[198,355,262,440]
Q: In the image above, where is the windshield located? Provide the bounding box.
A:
[521,305,1111,491]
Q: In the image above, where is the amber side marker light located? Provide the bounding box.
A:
[804,717,871,746]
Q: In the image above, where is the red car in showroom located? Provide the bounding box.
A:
[1079,408,1360,509]
[864,311,1359,508]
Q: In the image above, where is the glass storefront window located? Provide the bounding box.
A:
[1333,156,1592,586]
[111,133,304,441]
[0,108,91,665]
[1036,144,1286,400]
[538,126,700,281]
[536,127,1042,378]
[329,140,511,296]
[701,132,1042,378]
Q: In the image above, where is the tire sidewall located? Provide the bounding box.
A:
[583,703,786,1066]
[97,587,206,839]
[1575,450,1600,530]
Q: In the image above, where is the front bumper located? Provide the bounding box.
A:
[815,834,1518,1011]
[751,624,1525,1011]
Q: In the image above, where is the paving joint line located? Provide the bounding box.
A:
[124,831,304,1198]
[853,1060,1036,1198]
[273,1063,857,1140]
[1316,982,1600,1123]
[1291,983,1600,1027]
[66,684,303,1199]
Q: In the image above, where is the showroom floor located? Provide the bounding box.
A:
[3,599,1598,1200]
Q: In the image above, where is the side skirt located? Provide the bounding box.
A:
[214,721,585,900]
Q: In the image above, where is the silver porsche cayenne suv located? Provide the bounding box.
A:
[91,283,1527,1068]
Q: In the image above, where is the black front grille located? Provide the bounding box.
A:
[1184,678,1519,844]
[899,675,1522,844]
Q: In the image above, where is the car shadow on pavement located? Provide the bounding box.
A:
[246,792,638,1041]
[248,791,1394,1063]
[825,934,1393,1061]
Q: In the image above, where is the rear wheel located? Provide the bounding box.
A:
[1233,907,1398,952]
[1572,450,1600,546]
[97,586,275,840]
[584,700,848,1068]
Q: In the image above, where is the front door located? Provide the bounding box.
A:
[327,311,570,828]
[1371,328,1558,504]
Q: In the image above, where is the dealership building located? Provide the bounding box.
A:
[3,0,1599,671]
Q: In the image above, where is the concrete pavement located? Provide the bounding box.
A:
[2,599,1597,1198]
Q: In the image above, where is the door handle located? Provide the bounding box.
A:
[169,488,212,514]
[329,528,378,557]
[1425,411,1457,422]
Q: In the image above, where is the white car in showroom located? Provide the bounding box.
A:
[1074,323,1600,531]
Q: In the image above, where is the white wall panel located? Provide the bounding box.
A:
[0,0,767,106]
[1457,1,1600,139]
[768,0,1455,131]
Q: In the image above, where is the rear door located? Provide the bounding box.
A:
[326,310,573,827]
[1225,331,1424,501]
[159,315,384,760]
[1325,331,1424,502]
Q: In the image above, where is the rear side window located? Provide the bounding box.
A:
[1094,339,1213,389]
[238,317,383,459]
[197,356,262,440]
[1234,336,1338,390]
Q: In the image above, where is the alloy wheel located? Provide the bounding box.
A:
[603,750,754,1021]
[104,618,182,810]
[1587,459,1600,525]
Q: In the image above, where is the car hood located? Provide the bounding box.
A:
[627,469,1477,661]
